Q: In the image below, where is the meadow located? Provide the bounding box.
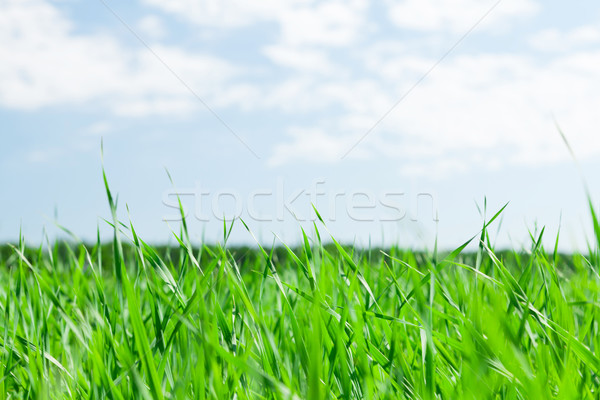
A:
[0,169,599,399]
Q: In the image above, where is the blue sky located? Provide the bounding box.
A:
[2,0,600,250]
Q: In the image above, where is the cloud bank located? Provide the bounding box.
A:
[2,0,600,177]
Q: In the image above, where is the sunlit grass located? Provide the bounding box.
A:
[0,166,599,399]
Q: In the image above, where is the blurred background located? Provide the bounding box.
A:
[1,0,599,251]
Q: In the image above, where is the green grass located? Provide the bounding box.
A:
[0,172,599,399]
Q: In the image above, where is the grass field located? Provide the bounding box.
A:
[1,170,600,399]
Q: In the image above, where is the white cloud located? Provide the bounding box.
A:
[386,0,539,33]
[263,45,336,74]
[267,50,600,177]
[137,15,167,39]
[140,0,282,28]
[268,127,369,166]
[254,77,391,115]
[4,0,600,178]
[529,26,600,52]
[277,1,367,47]
[0,0,241,116]
[142,0,368,47]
